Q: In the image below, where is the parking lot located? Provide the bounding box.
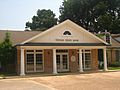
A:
[0,71,120,90]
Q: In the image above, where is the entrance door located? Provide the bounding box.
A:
[56,54,69,72]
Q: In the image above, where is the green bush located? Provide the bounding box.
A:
[109,62,120,67]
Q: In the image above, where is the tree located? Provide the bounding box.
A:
[59,0,120,33]
[26,9,58,31]
[0,32,16,73]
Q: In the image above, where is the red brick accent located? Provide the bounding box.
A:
[69,49,78,72]
[91,49,99,70]
[16,46,21,75]
[44,49,53,73]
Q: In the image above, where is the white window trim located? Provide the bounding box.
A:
[26,49,44,73]
[56,53,69,72]
[78,49,91,70]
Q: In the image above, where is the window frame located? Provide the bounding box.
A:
[26,49,44,73]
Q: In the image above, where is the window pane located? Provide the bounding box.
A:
[62,55,68,69]
[36,50,43,52]
[56,55,61,70]
[27,54,34,63]
[36,54,43,71]
[27,50,34,52]
[56,49,68,53]
[26,54,34,71]
[85,53,91,61]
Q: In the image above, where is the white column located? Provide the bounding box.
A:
[20,49,25,76]
[79,49,83,72]
[103,48,108,71]
[53,49,57,74]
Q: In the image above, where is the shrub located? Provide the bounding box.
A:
[109,62,120,67]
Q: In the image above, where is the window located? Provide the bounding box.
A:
[105,33,111,44]
[78,50,91,69]
[56,49,68,53]
[26,50,43,72]
[115,50,120,62]
[63,31,72,36]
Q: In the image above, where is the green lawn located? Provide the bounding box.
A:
[108,67,120,70]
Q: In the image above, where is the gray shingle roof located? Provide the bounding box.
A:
[0,30,41,45]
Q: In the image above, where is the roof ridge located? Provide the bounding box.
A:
[0,30,42,32]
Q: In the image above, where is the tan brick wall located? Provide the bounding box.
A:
[69,49,78,72]
[107,50,112,64]
[91,49,99,70]
[107,49,116,64]
[111,49,116,63]
[44,49,53,73]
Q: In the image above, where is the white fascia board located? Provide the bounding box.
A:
[68,20,109,45]
[21,19,108,45]
[21,20,68,44]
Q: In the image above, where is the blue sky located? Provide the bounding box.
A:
[0,0,63,30]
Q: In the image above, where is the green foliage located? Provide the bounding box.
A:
[96,34,105,38]
[0,32,16,73]
[59,0,120,33]
[108,67,120,70]
[109,62,120,67]
[26,9,58,31]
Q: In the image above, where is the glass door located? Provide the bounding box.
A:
[62,54,69,71]
[56,53,69,72]
[56,54,61,71]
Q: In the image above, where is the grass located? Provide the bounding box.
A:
[108,67,120,70]
[96,34,105,38]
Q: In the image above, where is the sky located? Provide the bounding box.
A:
[0,0,63,30]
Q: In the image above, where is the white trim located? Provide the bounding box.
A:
[20,49,25,76]
[21,19,108,45]
[26,49,44,73]
[53,49,57,74]
[82,49,91,69]
[103,48,108,71]
[21,20,68,44]
[79,49,83,72]
[56,53,69,72]
[68,20,108,45]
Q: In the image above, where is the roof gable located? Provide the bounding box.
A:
[21,20,108,45]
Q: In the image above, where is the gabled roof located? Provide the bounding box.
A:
[0,30,41,45]
[21,19,108,45]
[96,34,120,48]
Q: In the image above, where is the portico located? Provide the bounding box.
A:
[19,45,108,75]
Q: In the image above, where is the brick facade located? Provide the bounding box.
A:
[16,48,99,74]
[107,49,117,64]
[69,49,79,72]
[44,49,53,73]
[91,49,99,70]
[16,46,21,75]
